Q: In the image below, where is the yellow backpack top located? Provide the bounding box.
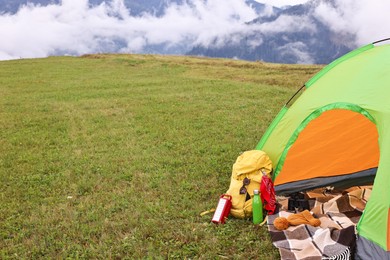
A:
[226,150,272,219]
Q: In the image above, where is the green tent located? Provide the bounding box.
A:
[256,39,390,258]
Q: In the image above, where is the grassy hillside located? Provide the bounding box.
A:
[0,54,322,259]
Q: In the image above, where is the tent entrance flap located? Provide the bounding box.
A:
[274,108,380,191]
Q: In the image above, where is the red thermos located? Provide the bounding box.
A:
[212,194,232,224]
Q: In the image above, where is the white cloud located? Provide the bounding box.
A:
[0,0,259,60]
[0,0,389,61]
[250,14,316,34]
[277,41,314,64]
[314,0,390,46]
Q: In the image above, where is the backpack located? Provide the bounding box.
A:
[226,150,273,219]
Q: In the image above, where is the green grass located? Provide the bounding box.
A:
[0,54,322,259]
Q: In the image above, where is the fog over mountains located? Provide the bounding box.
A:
[0,0,388,63]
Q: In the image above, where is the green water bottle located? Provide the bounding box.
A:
[252,189,263,224]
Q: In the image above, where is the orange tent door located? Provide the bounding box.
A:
[275,109,379,186]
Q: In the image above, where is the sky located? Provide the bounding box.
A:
[0,0,389,62]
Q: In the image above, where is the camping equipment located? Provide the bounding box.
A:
[226,150,272,219]
[212,194,232,224]
[257,38,390,258]
[287,192,310,212]
[252,189,263,224]
[268,186,370,259]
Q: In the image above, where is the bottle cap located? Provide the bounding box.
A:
[253,189,259,195]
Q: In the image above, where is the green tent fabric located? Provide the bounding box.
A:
[256,40,390,257]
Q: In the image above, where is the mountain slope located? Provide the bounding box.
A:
[0,0,357,64]
[188,1,355,64]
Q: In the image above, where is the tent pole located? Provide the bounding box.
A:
[286,85,305,107]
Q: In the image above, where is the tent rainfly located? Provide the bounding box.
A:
[256,38,390,259]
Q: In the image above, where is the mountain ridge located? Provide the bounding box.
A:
[187,0,355,64]
[0,0,356,64]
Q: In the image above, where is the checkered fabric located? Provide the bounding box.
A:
[267,187,371,260]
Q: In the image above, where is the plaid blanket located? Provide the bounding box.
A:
[267,186,372,260]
